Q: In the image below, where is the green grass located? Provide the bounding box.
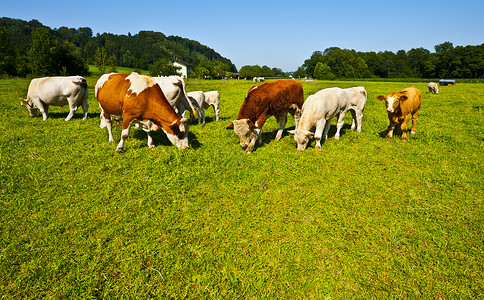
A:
[0,77,482,298]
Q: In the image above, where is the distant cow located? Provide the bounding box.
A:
[226,79,304,153]
[344,86,367,133]
[203,91,221,121]
[19,76,88,121]
[252,77,265,82]
[95,73,189,152]
[187,91,205,124]
[428,82,439,94]
[151,76,199,123]
[289,87,349,151]
[377,86,422,142]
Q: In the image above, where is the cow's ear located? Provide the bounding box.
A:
[376,95,386,101]
[400,95,408,102]
[248,120,257,129]
[226,122,234,130]
[19,98,27,106]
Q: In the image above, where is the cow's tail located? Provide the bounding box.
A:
[178,78,199,119]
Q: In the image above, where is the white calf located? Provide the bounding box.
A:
[344,86,367,133]
[203,91,221,121]
[289,87,349,151]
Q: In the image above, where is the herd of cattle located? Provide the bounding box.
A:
[19,73,433,153]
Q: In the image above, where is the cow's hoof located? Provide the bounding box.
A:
[411,131,416,135]
[315,145,321,151]
[115,148,124,153]
[386,136,392,141]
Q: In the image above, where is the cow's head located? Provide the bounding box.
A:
[19,98,38,117]
[289,129,314,151]
[377,93,408,113]
[166,118,189,149]
[226,119,256,148]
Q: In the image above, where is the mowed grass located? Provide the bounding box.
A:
[0,76,482,298]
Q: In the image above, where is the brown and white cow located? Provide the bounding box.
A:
[95,73,189,152]
[428,82,439,94]
[226,79,304,153]
[377,86,422,142]
[19,76,88,121]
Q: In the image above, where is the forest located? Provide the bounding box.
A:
[0,17,236,78]
[0,17,483,80]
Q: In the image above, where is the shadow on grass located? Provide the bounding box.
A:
[131,127,202,150]
[39,112,99,120]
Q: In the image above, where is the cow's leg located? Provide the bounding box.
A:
[81,98,89,120]
[400,114,412,142]
[386,116,396,140]
[245,128,261,154]
[314,120,326,151]
[334,112,347,140]
[214,104,220,121]
[33,98,49,121]
[65,100,78,121]
[274,113,287,141]
[350,109,357,131]
[116,117,134,153]
[100,111,115,144]
[147,131,155,149]
[411,109,420,135]
[356,109,363,133]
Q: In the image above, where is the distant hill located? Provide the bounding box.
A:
[0,17,237,74]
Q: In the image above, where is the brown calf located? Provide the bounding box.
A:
[377,87,422,142]
[226,79,304,153]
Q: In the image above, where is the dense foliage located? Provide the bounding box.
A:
[0,17,236,77]
[296,43,484,79]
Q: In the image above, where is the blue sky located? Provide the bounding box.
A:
[3,0,483,71]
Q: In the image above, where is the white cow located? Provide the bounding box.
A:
[151,76,199,122]
[187,91,205,124]
[289,87,349,151]
[344,86,367,133]
[20,76,89,121]
[428,82,439,94]
[203,91,221,122]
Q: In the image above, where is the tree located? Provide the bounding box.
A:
[149,59,180,76]
[28,27,57,76]
[313,62,336,80]
[94,47,108,73]
[0,26,18,75]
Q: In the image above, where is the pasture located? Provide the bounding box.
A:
[0,76,482,298]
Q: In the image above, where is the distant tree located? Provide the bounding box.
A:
[193,65,210,78]
[149,59,180,76]
[94,47,108,73]
[0,26,17,75]
[293,66,307,78]
[313,62,336,80]
[28,27,57,76]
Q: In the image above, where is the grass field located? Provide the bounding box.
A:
[0,76,482,298]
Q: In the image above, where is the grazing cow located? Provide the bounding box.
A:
[226,79,304,153]
[19,76,88,121]
[428,82,439,94]
[95,73,189,152]
[151,76,199,122]
[203,91,221,121]
[289,87,349,151]
[377,86,422,142]
[187,91,205,124]
[344,86,367,133]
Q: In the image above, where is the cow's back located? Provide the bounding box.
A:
[28,76,87,105]
[400,87,422,114]
[95,73,131,115]
[303,87,348,121]
[238,79,303,119]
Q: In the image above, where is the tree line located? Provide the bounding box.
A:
[293,43,484,80]
[0,17,236,77]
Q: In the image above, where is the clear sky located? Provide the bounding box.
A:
[3,0,483,72]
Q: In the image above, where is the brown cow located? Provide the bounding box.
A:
[226,79,304,153]
[95,72,189,152]
[377,86,422,142]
